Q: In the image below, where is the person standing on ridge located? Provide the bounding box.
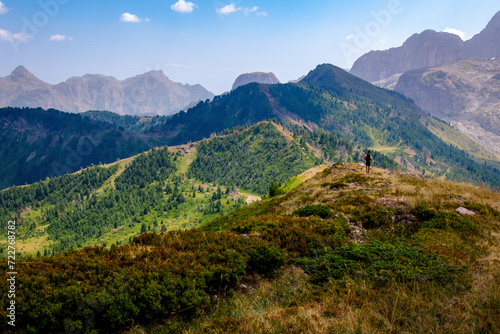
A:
[364,151,373,174]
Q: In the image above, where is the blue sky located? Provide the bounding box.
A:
[0,0,499,94]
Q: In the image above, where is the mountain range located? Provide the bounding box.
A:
[2,63,500,191]
[0,66,214,116]
[350,11,500,82]
[2,9,500,334]
[0,107,161,189]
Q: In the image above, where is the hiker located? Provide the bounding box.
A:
[364,151,373,174]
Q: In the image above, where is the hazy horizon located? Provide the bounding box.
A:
[0,0,498,94]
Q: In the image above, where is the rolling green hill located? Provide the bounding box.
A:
[188,122,322,194]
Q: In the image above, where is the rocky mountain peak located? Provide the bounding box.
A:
[462,10,500,59]
[10,65,39,80]
[0,65,50,91]
[350,29,463,82]
[350,11,500,82]
[232,72,280,91]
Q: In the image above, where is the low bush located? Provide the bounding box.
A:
[355,206,396,229]
[0,230,285,333]
[231,215,350,257]
[293,204,333,219]
[296,241,467,286]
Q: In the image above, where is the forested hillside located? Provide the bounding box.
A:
[0,107,158,190]
[3,122,360,255]
[0,146,244,255]
[81,110,169,134]
[188,122,322,194]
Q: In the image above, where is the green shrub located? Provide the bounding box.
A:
[293,204,333,219]
[0,230,286,333]
[296,242,467,286]
[231,215,350,257]
[422,211,480,234]
[356,206,396,229]
[269,181,285,197]
[248,244,285,277]
[333,192,372,207]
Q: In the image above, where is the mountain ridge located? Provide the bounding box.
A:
[0,66,214,116]
[151,63,500,188]
[350,10,500,82]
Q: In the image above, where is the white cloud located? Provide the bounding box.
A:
[0,28,33,42]
[171,0,197,13]
[217,4,240,15]
[0,1,9,15]
[119,12,150,23]
[50,34,73,42]
[345,34,354,40]
[443,27,467,40]
[217,4,267,16]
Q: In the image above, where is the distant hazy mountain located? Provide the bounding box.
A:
[350,11,500,82]
[0,66,214,116]
[231,72,280,90]
[394,58,500,156]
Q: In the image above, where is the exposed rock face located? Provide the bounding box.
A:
[394,58,500,155]
[463,11,500,59]
[0,66,214,115]
[350,11,500,82]
[232,72,280,90]
[351,30,464,82]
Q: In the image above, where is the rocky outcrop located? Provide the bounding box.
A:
[351,11,500,82]
[463,11,500,59]
[0,66,214,116]
[232,72,280,90]
[351,30,464,82]
[394,58,500,155]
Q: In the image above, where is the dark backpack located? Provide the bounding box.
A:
[365,154,372,162]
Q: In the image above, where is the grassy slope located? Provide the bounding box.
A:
[184,163,500,334]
